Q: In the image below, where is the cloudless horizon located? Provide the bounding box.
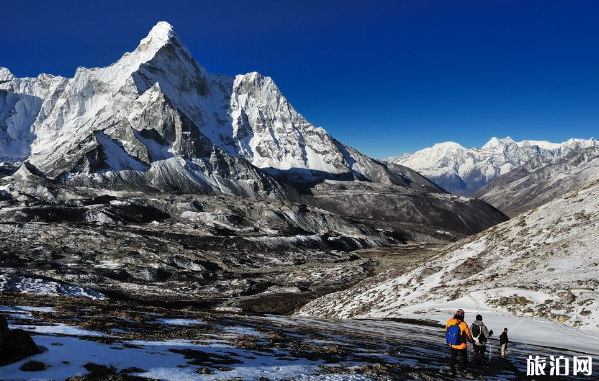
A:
[2,0,598,158]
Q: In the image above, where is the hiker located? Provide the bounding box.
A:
[500,328,509,358]
[470,314,493,366]
[0,315,40,366]
[445,308,474,376]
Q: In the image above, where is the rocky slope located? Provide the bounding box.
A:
[0,187,395,312]
[297,178,599,331]
[388,136,597,195]
[474,145,599,216]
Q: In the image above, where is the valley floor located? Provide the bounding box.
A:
[1,294,597,380]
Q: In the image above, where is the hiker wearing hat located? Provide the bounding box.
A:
[445,309,474,376]
[470,314,493,366]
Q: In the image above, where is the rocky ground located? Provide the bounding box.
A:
[3,293,588,381]
[0,187,398,313]
[0,176,490,315]
[0,220,372,313]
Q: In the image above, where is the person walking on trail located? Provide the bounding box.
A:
[500,328,509,358]
[470,314,493,366]
[445,309,474,376]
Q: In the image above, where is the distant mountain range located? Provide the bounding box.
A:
[387,137,597,195]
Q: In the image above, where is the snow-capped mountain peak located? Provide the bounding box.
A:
[0,67,14,82]
[140,21,177,46]
[482,136,515,149]
[1,21,448,198]
[91,21,198,89]
[430,141,465,156]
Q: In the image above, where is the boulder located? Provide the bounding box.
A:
[0,315,40,366]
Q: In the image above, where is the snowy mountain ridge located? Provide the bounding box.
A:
[387,136,597,195]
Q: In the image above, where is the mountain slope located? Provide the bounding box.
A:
[388,137,597,195]
[297,178,599,330]
[0,21,508,241]
[475,146,599,216]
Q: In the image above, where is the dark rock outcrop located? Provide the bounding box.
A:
[0,315,40,366]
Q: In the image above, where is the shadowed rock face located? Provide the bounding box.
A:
[303,180,508,240]
[0,315,40,366]
[475,146,599,216]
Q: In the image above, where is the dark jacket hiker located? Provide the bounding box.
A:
[500,328,509,358]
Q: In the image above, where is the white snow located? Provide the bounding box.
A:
[0,267,107,299]
[154,318,207,326]
[16,306,56,313]
[0,67,14,81]
[0,309,377,381]
[388,136,597,192]
[11,323,107,337]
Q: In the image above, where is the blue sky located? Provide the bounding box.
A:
[2,0,598,158]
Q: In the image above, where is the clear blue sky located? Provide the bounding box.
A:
[2,0,598,158]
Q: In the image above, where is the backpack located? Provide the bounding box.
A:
[472,323,486,345]
[446,322,462,346]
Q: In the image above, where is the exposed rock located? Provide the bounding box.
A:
[561,291,576,304]
[19,361,47,372]
[0,315,40,366]
[515,296,532,306]
[557,315,570,323]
